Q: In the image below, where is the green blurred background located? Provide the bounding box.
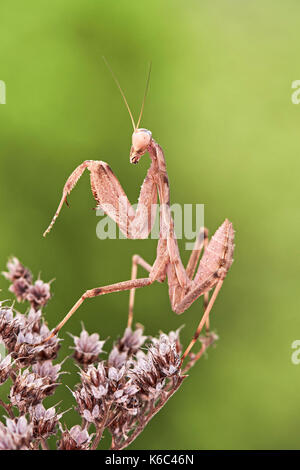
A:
[0,0,299,449]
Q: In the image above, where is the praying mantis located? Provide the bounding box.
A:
[42,62,235,361]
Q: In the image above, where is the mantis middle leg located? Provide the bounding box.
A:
[128,254,153,328]
[43,277,154,342]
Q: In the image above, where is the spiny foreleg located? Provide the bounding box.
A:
[43,159,158,239]
[43,161,91,237]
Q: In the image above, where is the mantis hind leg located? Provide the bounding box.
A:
[175,219,234,360]
[167,227,210,318]
[185,227,209,279]
[185,227,210,328]
[128,249,168,328]
[181,280,224,363]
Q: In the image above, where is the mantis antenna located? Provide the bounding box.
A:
[102,56,136,131]
[136,61,152,129]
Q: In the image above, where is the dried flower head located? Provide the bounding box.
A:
[161,326,183,354]
[9,277,30,303]
[108,346,128,369]
[12,324,60,367]
[30,404,62,439]
[34,323,61,361]
[32,360,64,396]
[0,416,33,450]
[73,362,109,422]
[26,280,51,311]
[116,326,147,355]
[71,326,106,365]
[58,425,92,450]
[2,257,32,284]
[27,308,43,333]
[0,303,60,366]
[10,368,59,413]
[32,360,62,383]
[0,353,12,384]
[108,325,147,369]
[0,305,23,351]
[199,331,219,348]
[130,333,181,399]
[13,331,43,368]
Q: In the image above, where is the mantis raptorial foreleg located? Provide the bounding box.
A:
[43,159,158,240]
[43,161,90,237]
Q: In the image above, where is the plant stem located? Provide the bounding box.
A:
[111,376,186,450]
[41,438,49,450]
[91,405,111,450]
[0,398,14,419]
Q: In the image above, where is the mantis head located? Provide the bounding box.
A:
[130,129,152,164]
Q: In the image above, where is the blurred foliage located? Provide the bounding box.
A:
[0,0,299,449]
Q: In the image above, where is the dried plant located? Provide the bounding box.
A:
[0,258,218,450]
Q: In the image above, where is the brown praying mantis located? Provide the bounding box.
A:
[42,62,235,362]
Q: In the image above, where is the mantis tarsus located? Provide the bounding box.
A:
[42,62,235,361]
